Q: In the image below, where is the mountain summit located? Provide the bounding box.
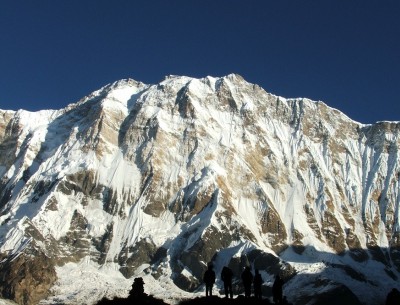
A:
[0,74,399,305]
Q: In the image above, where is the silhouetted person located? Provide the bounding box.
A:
[272,275,283,304]
[203,263,216,297]
[253,269,263,299]
[386,288,400,305]
[129,277,145,299]
[241,266,253,298]
[221,266,234,299]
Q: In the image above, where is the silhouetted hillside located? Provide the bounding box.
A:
[96,295,278,305]
[179,296,274,305]
[95,294,168,305]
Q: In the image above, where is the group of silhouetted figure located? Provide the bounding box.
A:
[96,274,399,305]
[203,264,286,304]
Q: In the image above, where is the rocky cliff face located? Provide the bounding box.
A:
[0,74,399,305]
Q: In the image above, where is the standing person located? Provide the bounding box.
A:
[386,288,400,305]
[221,266,234,299]
[241,266,253,298]
[272,274,284,304]
[203,263,216,297]
[253,269,263,299]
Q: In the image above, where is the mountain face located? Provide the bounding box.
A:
[0,74,399,305]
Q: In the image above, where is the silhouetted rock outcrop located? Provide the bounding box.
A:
[96,294,168,305]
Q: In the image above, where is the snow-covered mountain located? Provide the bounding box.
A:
[0,74,399,305]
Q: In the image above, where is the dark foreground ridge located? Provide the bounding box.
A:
[94,289,398,305]
[96,295,281,305]
[95,277,288,305]
[179,296,281,305]
[94,276,400,305]
[96,294,168,305]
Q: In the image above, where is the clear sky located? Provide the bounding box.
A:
[0,1,399,124]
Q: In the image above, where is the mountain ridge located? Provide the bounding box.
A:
[0,74,399,305]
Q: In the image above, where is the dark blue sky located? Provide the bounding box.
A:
[0,1,399,124]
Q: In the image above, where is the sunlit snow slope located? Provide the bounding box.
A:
[0,75,399,305]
